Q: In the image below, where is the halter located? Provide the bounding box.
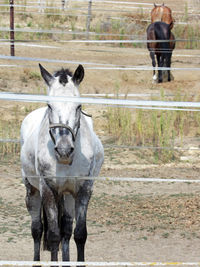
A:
[49,110,91,145]
[49,124,76,145]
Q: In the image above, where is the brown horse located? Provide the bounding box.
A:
[147,21,175,83]
[151,3,174,29]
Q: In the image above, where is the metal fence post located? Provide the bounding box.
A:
[10,0,15,56]
[86,0,92,39]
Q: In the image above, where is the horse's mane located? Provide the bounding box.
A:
[54,68,73,85]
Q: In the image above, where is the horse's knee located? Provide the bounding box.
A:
[32,220,43,241]
[74,224,87,245]
[61,213,73,241]
[47,228,60,251]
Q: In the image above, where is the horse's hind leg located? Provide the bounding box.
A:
[150,51,156,80]
[157,54,163,83]
[74,180,93,267]
[24,178,43,266]
[166,54,172,82]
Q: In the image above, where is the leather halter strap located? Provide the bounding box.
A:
[81,110,92,117]
[49,123,76,144]
[48,110,91,145]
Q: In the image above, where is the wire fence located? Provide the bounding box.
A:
[1,260,200,266]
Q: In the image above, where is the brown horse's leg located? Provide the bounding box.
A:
[166,53,172,82]
[157,54,163,83]
[24,178,43,267]
[150,51,156,79]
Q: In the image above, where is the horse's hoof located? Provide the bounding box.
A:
[153,74,157,81]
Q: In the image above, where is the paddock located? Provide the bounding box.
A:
[1,0,200,266]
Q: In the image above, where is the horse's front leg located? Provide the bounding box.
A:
[24,178,43,266]
[166,54,172,82]
[61,194,75,267]
[74,180,93,267]
[39,177,60,266]
[157,54,163,83]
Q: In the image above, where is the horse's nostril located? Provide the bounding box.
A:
[67,147,74,157]
[55,146,74,158]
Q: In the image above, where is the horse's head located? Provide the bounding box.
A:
[39,63,84,165]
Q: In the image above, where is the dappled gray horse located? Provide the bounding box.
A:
[20,64,104,266]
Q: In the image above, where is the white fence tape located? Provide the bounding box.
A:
[0,27,135,38]
[1,261,200,266]
[0,3,152,12]
[1,171,199,183]
[1,92,200,109]
[0,93,200,108]
[1,138,200,151]
[1,55,200,71]
[20,176,200,183]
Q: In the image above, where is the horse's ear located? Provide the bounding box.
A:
[72,65,84,85]
[154,3,157,7]
[162,3,165,6]
[39,63,53,86]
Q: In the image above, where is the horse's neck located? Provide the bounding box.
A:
[38,109,50,141]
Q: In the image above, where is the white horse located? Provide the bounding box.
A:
[20,64,104,266]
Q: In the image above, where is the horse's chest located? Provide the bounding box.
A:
[37,152,92,195]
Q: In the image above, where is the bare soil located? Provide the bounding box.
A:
[1,0,200,265]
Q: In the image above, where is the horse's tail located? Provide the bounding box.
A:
[154,22,170,55]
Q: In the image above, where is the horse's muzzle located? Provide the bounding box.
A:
[54,145,74,165]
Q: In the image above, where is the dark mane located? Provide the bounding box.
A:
[54,68,73,86]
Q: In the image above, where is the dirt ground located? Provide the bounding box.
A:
[1,0,200,266]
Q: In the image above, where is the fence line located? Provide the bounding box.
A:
[0,10,192,24]
[0,9,89,17]
[1,261,200,266]
[2,54,200,71]
[1,42,200,58]
[1,92,200,108]
[1,138,200,151]
[0,3,151,11]
[0,91,196,98]
[0,27,196,43]
[1,63,200,80]
[0,27,140,38]
[0,171,200,183]
[3,0,156,6]
[1,2,198,14]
